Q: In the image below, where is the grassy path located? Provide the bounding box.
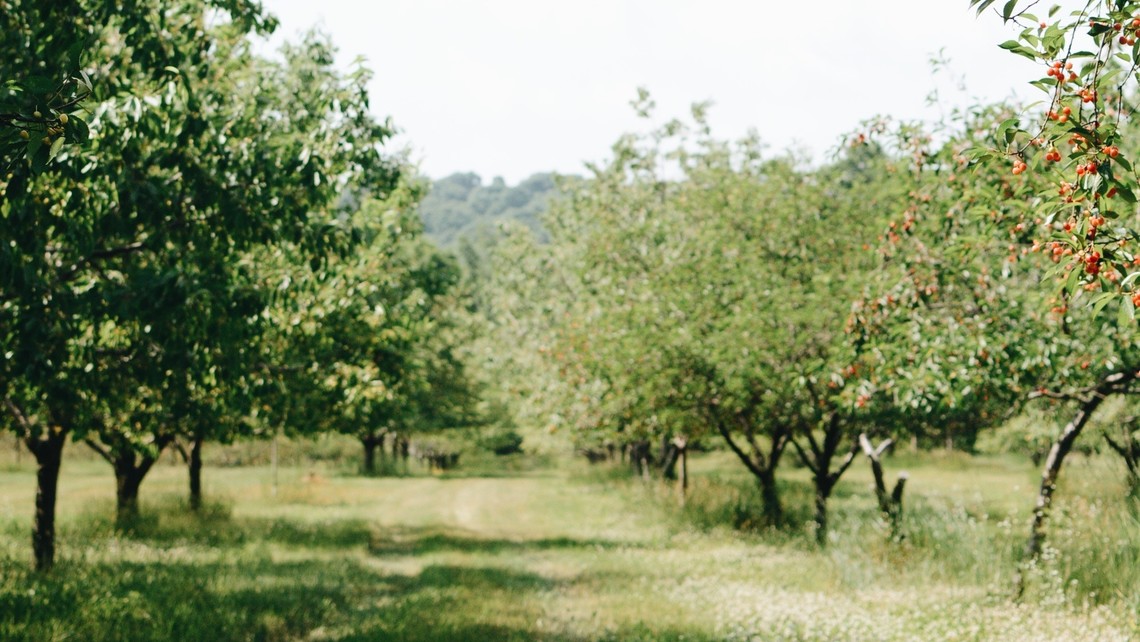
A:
[0,455,1137,640]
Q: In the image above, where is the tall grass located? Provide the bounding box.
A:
[637,453,1140,606]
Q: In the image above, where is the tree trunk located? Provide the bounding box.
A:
[363,436,378,475]
[757,468,783,526]
[660,443,679,481]
[28,430,67,572]
[391,434,409,474]
[1024,384,1116,563]
[271,428,279,496]
[859,434,907,541]
[813,480,832,545]
[788,415,859,547]
[1013,384,1115,600]
[115,465,145,527]
[188,435,203,511]
[679,443,688,496]
[86,437,169,529]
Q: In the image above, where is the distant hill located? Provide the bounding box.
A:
[418,172,562,246]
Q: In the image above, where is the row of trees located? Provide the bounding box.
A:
[1,0,479,571]
[473,47,1140,592]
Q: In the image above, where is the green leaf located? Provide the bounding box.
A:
[973,0,998,16]
[997,39,1043,61]
[47,136,64,162]
[1002,0,1018,21]
[1092,291,1116,315]
[1121,295,1135,326]
[1009,45,1040,61]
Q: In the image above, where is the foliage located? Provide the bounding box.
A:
[971,0,1140,310]
[477,429,525,456]
[252,178,482,473]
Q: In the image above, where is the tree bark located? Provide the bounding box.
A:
[188,435,203,511]
[629,440,653,480]
[393,433,409,473]
[27,429,67,572]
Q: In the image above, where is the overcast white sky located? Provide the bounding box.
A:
[260,0,1043,184]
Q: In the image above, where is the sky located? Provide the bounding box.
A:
[259,0,1044,184]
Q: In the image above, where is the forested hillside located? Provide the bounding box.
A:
[417,172,564,246]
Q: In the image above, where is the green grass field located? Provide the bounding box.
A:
[1,445,1138,641]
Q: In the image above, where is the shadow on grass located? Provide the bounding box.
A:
[368,528,640,556]
[2,553,697,642]
[70,501,377,549]
[1,497,720,641]
[69,499,646,561]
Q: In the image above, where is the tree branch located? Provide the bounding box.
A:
[84,438,115,465]
[3,397,33,436]
[829,440,861,485]
[711,406,765,479]
[789,437,819,475]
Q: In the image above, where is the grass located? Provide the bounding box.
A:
[0,444,1138,641]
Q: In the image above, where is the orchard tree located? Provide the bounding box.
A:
[254,184,478,477]
[511,98,919,538]
[969,0,1140,582]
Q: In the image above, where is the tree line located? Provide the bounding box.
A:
[1,0,481,571]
